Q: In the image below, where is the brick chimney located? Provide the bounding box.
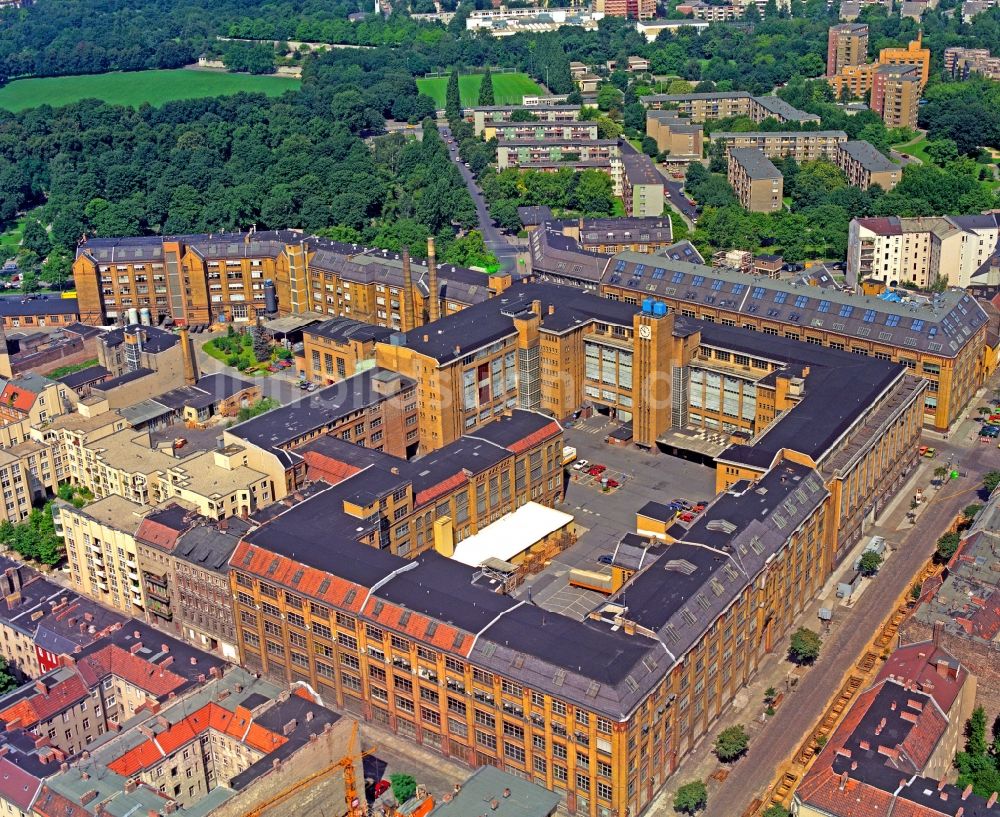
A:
[178,325,198,386]
[402,246,416,331]
[427,236,440,323]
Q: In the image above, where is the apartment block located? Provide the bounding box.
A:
[484,122,600,142]
[298,317,394,385]
[872,64,921,128]
[827,22,869,76]
[74,232,508,329]
[596,0,656,20]
[35,667,359,817]
[835,139,901,190]
[680,2,743,20]
[470,105,582,137]
[828,61,876,99]
[712,130,847,162]
[794,642,992,816]
[944,45,1000,79]
[223,367,418,498]
[640,91,821,125]
[622,153,664,217]
[899,490,1000,713]
[728,148,783,212]
[496,140,624,192]
[847,214,1000,289]
[136,505,252,660]
[878,31,930,86]
[645,111,703,158]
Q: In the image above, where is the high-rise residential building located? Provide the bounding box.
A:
[621,153,665,218]
[944,45,1000,80]
[872,64,921,129]
[827,22,869,76]
[827,33,929,103]
[727,148,783,212]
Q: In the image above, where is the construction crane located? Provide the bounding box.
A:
[240,722,375,817]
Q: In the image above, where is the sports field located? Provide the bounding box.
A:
[416,72,542,108]
[0,69,301,112]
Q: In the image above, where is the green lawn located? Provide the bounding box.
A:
[416,72,542,108]
[892,133,932,164]
[0,213,28,256]
[0,69,301,112]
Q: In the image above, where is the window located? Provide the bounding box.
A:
[597,781,613,801]
[885,314,900,327]
[773,292,787,305]
[862,309,877,323]
[751,287,766,300]
[817,300,831,313]
[552,700,567,716]
[504,743,526,764]
[475,730,497,750]
[794,295,809,308]
[839,304,854,318]
[501,679,522,697]
[576,773,590,791]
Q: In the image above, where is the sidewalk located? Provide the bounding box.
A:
[648,444,957,816]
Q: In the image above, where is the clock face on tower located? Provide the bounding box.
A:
[638,325,652,340]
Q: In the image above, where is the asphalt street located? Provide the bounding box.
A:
[696,398,1000,816]
[619,138,698,221]
[441,125,521,274]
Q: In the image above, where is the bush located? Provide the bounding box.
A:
[714,724,749,762]
[673,781,707,814]
[858,550,882,577]
[763,807,790,817]
[389,774,416,804]
[789,627,822,665]
[935,531,961,563]
[984,470,1000,494]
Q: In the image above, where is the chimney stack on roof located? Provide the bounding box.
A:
[402,246,416,331]
[427,237,440,323]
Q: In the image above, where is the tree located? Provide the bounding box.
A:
[236,397,278,422]
[0,656,16,694]
[478,68,495,106]
[858,550,883,577]
[714,725,749,762]
[642,136,660,157]
[935,531,961,563]
[673,781,707,814]
[966,707,988,757]
[445,69,461,121]
[984,471,1000,494]
[389,774,416,804]
[963,504,983,524]
[763,807,790,817]
[789,627,822,665]
[597,83,623,113]
[934,465,949,483]
[40,248,71,290]
[21,219,50,258]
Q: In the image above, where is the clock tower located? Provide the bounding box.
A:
[633,303,673,450]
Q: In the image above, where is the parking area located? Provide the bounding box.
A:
[561,417,717,531]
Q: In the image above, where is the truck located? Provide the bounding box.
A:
[562,446,577,466]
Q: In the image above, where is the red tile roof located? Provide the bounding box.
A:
[362,597,472,656]
[135,517,185,552]
[106,702,287,777]
[504,420,561,454]
[75,645,187,698]
[876,642,968,714]
[31,786,89,817]
[230,543,367,613]
[301,451,364,486]
[415,471,466,507]
[0,674,89,728]
[0,384,36,415]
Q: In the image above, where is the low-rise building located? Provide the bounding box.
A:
[0,295,81,330]
[944,45,1000,80]
[835,139,901,190]
[496,140,623,192]
[298,317,394,385]
[484,122,600,142]
[640,91,820,125]
[470,105,582,137]
[793,641,994,816]
[728,148,783,212]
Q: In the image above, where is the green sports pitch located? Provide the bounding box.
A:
[0,69,301,112]
[416,72,542,108]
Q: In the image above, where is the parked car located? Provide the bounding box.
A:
[597,554,614,565]
[679,512,695,523]
[923,447,936,457]
[588,464,607,474]
[605,479,620,489]
[374,781,390,797]
[572,459,590,471]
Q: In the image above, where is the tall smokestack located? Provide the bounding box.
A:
[179,325,198,386]
[402,246,416,330]
[427,236,440,323]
